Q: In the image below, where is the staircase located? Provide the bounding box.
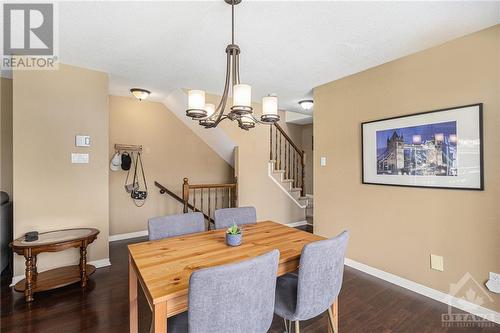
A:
[155,177,238,230]
[268,124,308,209]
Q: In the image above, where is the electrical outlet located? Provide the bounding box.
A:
[430,254,444,272]
[320,157,327,166]
[490,272,500,283]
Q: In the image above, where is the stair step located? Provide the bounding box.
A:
[273,170,285,173]
[290,188,302,192]
[282,179,294,183]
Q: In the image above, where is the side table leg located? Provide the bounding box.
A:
[79,244,88,288]
[33,255,38,279]
[24,249,34,302]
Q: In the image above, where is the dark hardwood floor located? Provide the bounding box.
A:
[1,235,497,333]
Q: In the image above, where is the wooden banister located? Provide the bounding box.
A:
[271,123,306,197]
[274,123,303,158]
[181,177,238,229]
[154,181,213,222]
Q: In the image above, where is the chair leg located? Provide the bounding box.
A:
[295,321,300,333]
[327,307,337,333]
[284,318,288,333]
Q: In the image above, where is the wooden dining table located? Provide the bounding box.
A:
[128,221,337,333]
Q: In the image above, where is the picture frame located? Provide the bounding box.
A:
[361,104,483,190]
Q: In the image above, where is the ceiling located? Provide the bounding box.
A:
[57,1,500,113]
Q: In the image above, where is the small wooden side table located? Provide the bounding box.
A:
[11,228,99,302]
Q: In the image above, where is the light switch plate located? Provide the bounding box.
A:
[75,135,91,147]
[71,153,89,164]
[320,157,327,166]
[430,254,444,271]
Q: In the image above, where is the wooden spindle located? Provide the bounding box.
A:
[193,189,196,211]
[275,125,278,169]
[215,188,218,210]
[182,178,189,213]
[279,131,282,170]
[283,140,288,179]
[288,143,291,180]
[269,125,273,162]
[201,188,204,215]
[293,150,296,188]
[301,151,305,197]
[208,188,211,220]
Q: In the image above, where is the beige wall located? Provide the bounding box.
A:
[13,64,109,275]
[109,96,234,235]
[314,25,500,311]
[301,124,313,195]
[209,94,306,224]
[1,77,13,197]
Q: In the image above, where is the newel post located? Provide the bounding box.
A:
[182,178,189,213]
[234,176,238,207]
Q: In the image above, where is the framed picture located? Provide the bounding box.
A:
[361,104,483,190]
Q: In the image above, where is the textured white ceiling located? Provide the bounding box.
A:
[58,1,500,112]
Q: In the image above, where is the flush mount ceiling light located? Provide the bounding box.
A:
[186,0,280,130]
[298,100,314,111]
[130,88,151,101]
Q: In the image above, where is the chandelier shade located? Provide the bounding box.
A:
[187,90,207,118]
[261,95,279,123]
[185,0,279,130]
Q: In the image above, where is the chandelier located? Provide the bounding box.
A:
[186,0,280,130]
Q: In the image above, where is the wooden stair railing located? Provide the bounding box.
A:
[154,178,238,229]
[154,181,213,223]
[183,177,237,223]
[270,123,306,197]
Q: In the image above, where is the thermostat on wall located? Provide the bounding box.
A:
[75,135,91,147]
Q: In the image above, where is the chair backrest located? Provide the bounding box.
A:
[214,206,257,230]
[148,212,205,241]
[294,230,349,320]
[188,250,279,333]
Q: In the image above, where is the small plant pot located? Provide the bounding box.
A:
[226,233,242,247]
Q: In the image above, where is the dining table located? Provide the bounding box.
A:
[128,220,337,333]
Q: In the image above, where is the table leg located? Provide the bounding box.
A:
[79,242,88,287]
[153,301,167,333]
[129,254,138,333]
[24,249,34,302]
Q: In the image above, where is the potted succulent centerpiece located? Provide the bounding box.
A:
[225,223,242,246]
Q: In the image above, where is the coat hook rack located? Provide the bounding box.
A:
[114,144,143,152]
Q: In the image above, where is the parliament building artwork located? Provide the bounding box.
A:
[376,121,457,176]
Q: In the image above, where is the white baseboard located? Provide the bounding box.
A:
[345,258,500,324]
[285,220,308,228]
[109,230,148,242]
[91,258,111,268]
[10,258,111,287]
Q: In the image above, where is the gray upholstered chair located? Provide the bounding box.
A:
[148,212,205,241]
[213,206,257,230]
[274,230,349,333]
[167,249,280,333]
